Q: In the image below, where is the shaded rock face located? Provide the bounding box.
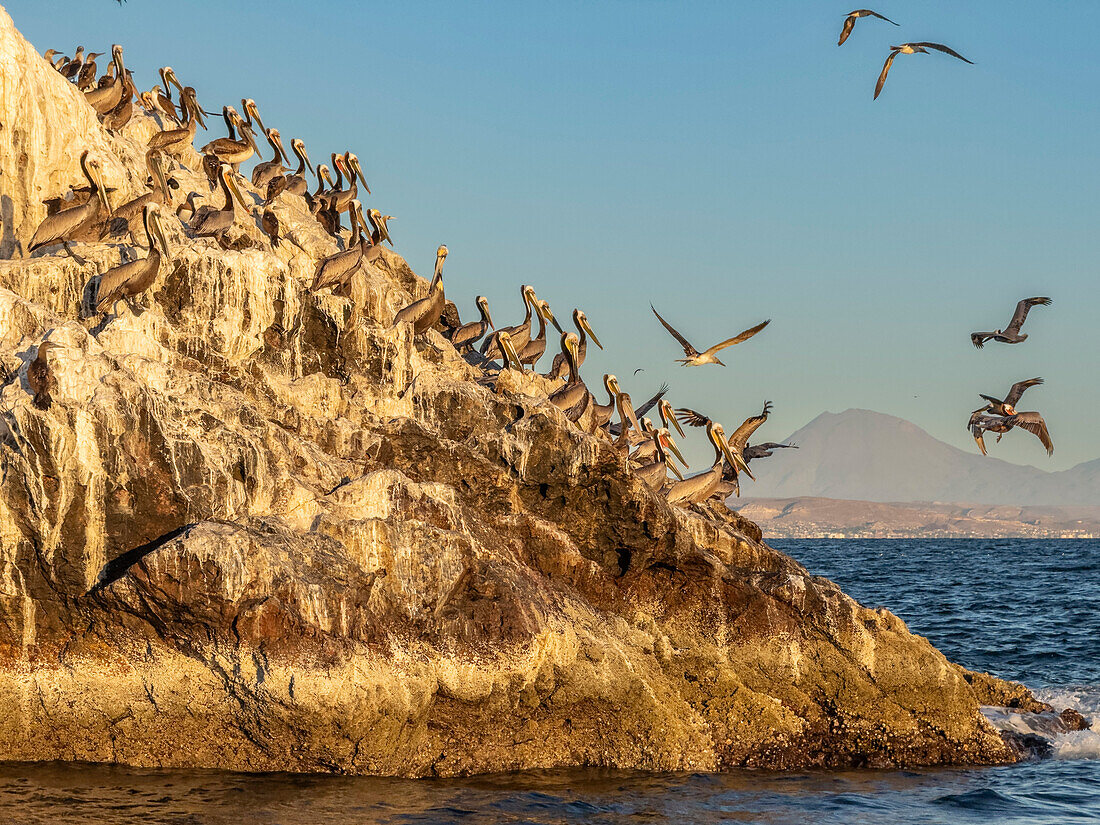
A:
[0,6,1033,776]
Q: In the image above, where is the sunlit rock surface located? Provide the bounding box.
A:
[0,5,1040,776]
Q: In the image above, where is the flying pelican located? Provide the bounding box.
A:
[29,151,111,253]
[519,299,564,368]
[973,411,1054,457]
[95,204,170,314]
[148,87,206,158]
[482,285,538,358]
[283,139,314,196]
[189,163,249,242]
[636,425,687,489]
[838,10,898,46]
[28,341,60,410]
[971,297,1052,348]
[743,442,797,464]
[651,304,770,367]
[252,129,291,189]
[394,245,449,334]
[968,410,1010,456]
[977,377,1044,417]
[311,200,371,292]
[875,43,974,100]
[666,420,747,506]
[449,296,495,352]
[85,45,126,116]
[547,309,602,380]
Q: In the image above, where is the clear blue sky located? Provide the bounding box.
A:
[10,1,1099,470]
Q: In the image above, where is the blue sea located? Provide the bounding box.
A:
[2,539,1098,824]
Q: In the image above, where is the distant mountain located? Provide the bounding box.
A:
[744,409,1100,506]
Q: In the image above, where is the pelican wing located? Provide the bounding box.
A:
[913,43,974,64]
[1009,412,1053,455]
[1006,296,1051,335]
[95,258,145,312]
[674,407,711,429]
[1004,377,1043,407]
[729,401,772,451]
[861,10,899,25]
[651,305,699,358]
[702,319,771,357]
[971,425,988,456]
[634,383,670,418]
[838,16,857,46]
[971,331,993,349]
[875,50,898,99]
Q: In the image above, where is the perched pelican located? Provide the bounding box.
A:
[875,42,974,100]
[101,151,172,243]
[977,378,1044,418]
[675,406,764,496]
[189,163,249,242]
[148,87,206,158]
[95,204,170,314]
[593,374,620,428]
[284,138,314,196]
[971,297,1052,348]
[251,129,290,189]
[29,151,111,253]
[657,399,684,437]
[636,426,687,489]
[367,209,394,246]
[651,304,770,367]
[449,296,495,352]
[613,387,643,450]
[547,309,602,380]
[84,45,126,116]
[548,333,590,420]
[838,10,898,46]
[201,113,261,172]
[28,341,60,410]
[394,245,449,334]
[666,421,747,506]
[519,299,563,368]
[311,200,370,292]
[240,98,267,135]
[482,285,538,358]
[102,70,137,131]
[496,330,525,373]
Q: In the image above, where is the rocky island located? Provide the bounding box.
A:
[0,6,1051,776]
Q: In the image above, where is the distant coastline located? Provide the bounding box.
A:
[738,497,1100,539]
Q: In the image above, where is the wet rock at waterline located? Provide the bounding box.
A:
[0,4,1053,775]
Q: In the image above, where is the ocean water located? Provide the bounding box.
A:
[1,538,1097,824]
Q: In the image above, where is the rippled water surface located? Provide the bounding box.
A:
[1,539,1097,824]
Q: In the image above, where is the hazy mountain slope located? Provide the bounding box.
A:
[746,409,1099,506]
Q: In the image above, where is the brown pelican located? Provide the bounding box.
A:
[676,405,764,496]
[838,10,898,46]
[971,297,1052,348]
[875,43,974,100]
[29,151,111,253]
[102,70,137,131]
[547,309,602,380]
[28,341,60,410]
[201,114,261,172]
[240,99,267,135]
[284,139,314,196]
[101,151,172,243]
[394,245,449,334]
[651,304,770,367]
[482,285,538,358]
[75,51,104,90]
[636,425,687,489]
[548,333,590,419]
[95,204,170,314]
[613,387,644,450]
[593,374,619,428]
[743,442,797,463]
[449,296,495,352]
[328,153,370,220]
[155,67,184,123]
[84,45,126,116]
[311,201,370,292]
[59,46,84,79]
[493,330,526,376]
[968,411,1011,456]
[252,129,291,189]
[519,299,563,368]
[972,411,1054,457]
[666,421,746,506]
[148,87,206,158]
[657,399,684,437]
[977,378,1044,418]
[367,209,394,246]
[189,163,249,242]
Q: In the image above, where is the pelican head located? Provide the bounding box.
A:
[564,332,581,368]
[161,66,184,94]
[537,299,560,333]
[604,374,620,396]
[241,98,265,133]
[111,44,125,77]
[344,152,371,195]
[659,428,688,468]
[267,129,289,165]
[182,87,206,128]
[349,199,369,237]
[80,151,112,214]
[291,138,314,173]
[575,309,602,349]
[317,164,333,188]
[143,203,171,256]
[641,417,655,433]
[658,398,684,437]
[219,164,248,211]
[499,330,523,369]
[476,295,494,329]
[521,284,537,311]
[238,121,261,157]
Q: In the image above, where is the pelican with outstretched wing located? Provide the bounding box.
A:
[838,10,899,46]
[875,42,973,100]
[971,297,1051,348]
[651,304,769,367]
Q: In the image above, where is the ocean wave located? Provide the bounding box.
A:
[983,684,1100,761]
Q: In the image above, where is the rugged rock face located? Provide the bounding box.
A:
[0,6,1039,776]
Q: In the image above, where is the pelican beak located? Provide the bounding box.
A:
[149,208,171,257]
[244,125,262,158]
[667,460,685,481]
[483,303,495,330]
[224,168,249,210]
[664,434,688,468]
[245,100,266,134]
[544,304,562,333]
[272,132,289,166]
[300,145,314,174]
[112,45,125,79]
[91,162,113,214]
[664,404,685,438]
[580,315,603,350]
[349,155,371,195]
[165,68,184,94]
[714,357,726,367]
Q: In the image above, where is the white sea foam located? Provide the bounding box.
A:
[982,684,1100,760]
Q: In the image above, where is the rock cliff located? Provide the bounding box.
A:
[0,6,1041,776]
